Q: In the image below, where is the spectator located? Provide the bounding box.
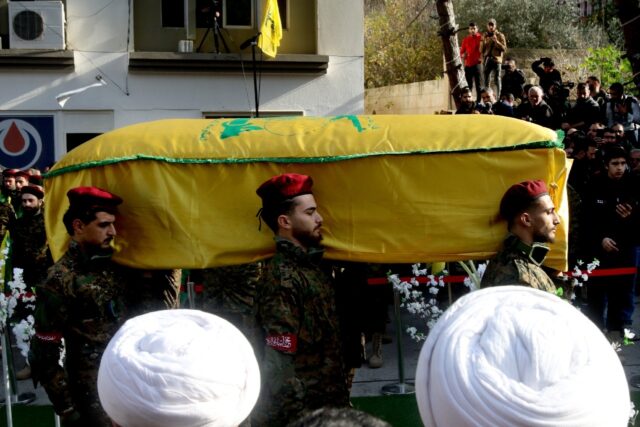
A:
[531,57,562,94]
[477,87,497,114]
[586,75,609,108]
[494,92,515,117]
[568,133,596,197]
[517,86,554,129]
[459,22,483,101]
[584,145,640,340]
[587,122,606,147]
[501,58,526,102]
[604,82,640,145]
[455,87,480,114]
[481,19,507,98]
[631,148,640,175]
[562,82,602,131]
[546,81,571,129]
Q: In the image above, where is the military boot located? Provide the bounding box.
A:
[368,333,383,369]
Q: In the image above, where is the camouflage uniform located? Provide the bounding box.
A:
[254,238,349,426]
[29,241,180,426]
[481,235,557,293]
[200,263,260,346]
[0,192,15,243]
[10,209,52,288]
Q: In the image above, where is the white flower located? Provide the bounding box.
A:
[428,286,439,295]
[12,316,35,358]
[624,328,636,341]
[58,338,66,368]
[412,263,427,277]
[388,274,401,287]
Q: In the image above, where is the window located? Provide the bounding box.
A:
[277,0,288,30]
[66,133,101,152]
[195,0,254,29]
[162,0,185,28]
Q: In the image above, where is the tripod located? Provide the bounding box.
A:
[197,5,229,53]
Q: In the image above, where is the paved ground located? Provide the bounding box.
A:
[3,291,640,406]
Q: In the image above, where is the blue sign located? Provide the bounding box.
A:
[0,116,55,171]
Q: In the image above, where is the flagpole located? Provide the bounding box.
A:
[240,33,261,118]
[251,38,260,118]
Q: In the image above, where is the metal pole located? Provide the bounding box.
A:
[252,40,260,118]
[187,281,195,309]
[2,329,13,427]
[380,287,415,395]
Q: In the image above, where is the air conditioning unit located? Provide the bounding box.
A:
[9,1,66,50]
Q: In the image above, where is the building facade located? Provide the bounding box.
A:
[0,0,364,170]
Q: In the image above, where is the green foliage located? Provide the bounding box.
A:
[580,45,633,88]
[453,0,609,49]
[364,0,443,88]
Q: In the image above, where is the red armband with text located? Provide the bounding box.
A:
[35,331,63,343]
[266,333,297,354]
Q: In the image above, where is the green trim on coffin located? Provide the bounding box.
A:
[44,138,562,179]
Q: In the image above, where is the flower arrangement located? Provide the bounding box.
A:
[390,259,599,342]
[388,262,486,341]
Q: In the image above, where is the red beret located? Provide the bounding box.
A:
[29,174,43,186]
[15,170,30,179]
[67,186,122,210]
[499,180,549,221]
[256,173,313,206]
[21,184,44,199]
[3,169,20,177]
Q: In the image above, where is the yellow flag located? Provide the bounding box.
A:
[257,0,282,58]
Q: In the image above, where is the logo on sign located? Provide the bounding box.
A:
[0,119,44,170]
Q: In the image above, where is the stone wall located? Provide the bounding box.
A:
[365,77,452,115]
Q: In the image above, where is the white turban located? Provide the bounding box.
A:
[98,309,260,427]
[415,286,630,427]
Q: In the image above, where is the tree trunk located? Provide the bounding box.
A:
[614,0,640,92]
[436,0,467,109]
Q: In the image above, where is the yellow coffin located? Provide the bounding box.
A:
[44,115,569,270]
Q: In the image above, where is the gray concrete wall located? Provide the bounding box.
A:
[365,77,452,115]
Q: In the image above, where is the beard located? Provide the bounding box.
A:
[22,206,39,216]
[293,227,323,249]
[533,229,555,244]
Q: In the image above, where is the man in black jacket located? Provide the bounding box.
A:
[584,146,640,338]
[532,58,562,95]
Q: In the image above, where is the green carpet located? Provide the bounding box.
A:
[0,405,54,427]
[352,394,422,426]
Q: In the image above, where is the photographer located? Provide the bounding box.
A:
[501,59,526,102]
[481,19,507,98]
[532,57,562,95]
[547,81,572,129]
